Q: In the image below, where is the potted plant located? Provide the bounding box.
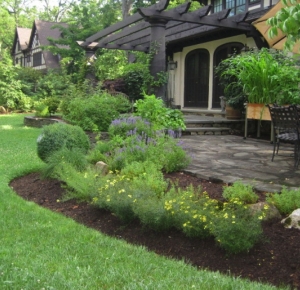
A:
[217,48,300,120]
[215,57,246,119]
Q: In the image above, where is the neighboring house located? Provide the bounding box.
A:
[80,0,280,110]
[12,20,67,71]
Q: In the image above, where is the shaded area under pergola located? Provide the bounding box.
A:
[78,0,267,97]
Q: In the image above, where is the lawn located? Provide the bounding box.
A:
[0,114,285,289]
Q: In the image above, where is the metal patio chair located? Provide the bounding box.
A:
[267,104,300,168]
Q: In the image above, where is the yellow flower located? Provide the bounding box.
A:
[232,221,236,224]
[128,194,132,198]
[264,204,269,210]
[258,216,263,220]
[118,189,125,194]
[223,213,228,218]
[106,198,110,202]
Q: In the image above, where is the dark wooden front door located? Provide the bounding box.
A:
[212,43,243,108]
[184,49,209,107]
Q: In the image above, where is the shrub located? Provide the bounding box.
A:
[266,187,300,215]
[121,161,167,197]
[134,93,186,131]
[133,197,173,231]
[62,93,131,132]
[54,164,99,202]
[222,182,258,204]
[37,123,90,162]
[43,97,61,115]
[108,116,152,139]
[41,147,88,179]
[164,187,217,238]
[146,135,191,173]
[210,201,263,255]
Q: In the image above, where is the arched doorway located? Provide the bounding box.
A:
[212,42,243,108]
[184,49,209,107]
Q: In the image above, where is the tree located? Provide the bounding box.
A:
[45,0,121,81]
[0,47,27,110]
[268,0,300,52]
[37,0,76,22]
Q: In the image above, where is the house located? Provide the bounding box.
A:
[79,0,281,111]
[12,20,67,71]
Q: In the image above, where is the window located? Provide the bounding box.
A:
[213,0,246,16]
[17,41,21,51]
[27,55,31,63]
[33,52,42,66]
[15,57,19,65]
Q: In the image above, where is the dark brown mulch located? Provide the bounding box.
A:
[10,172,300,289]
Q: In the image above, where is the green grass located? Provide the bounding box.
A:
[0,114,286,289]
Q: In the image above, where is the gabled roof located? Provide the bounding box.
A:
[28,20,68,48]
[12,27,31,53]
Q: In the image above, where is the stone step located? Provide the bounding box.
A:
[181,108,226,118]
[184,127,231,135]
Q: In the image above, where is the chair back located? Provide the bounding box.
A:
[267,105,299,132]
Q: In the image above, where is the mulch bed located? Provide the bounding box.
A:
[10,171,300,289]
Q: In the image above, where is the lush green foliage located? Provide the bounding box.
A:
[0,49,27,110]
[37,123,90,162]
[266,187,300,215]
[222,182,259,204]
[61,92,132,132]
[210,200,264,255]
[217,48,300,105]
[134,93,186,130]
[268,0,300,52]
[41,147,88,179]
[215,53,246,111]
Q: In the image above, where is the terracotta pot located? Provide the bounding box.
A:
[225,105,242,120]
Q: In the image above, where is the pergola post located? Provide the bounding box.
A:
[148,18,168,100]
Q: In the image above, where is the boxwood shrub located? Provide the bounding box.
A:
[37,122,90,162]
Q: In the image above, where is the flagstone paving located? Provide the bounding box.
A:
[181,134,300,193]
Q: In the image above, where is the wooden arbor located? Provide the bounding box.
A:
[78,0,264,98]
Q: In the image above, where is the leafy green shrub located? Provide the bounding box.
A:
[266,187,300,215]
[122,161,167,197]
[35,102,50,117]
[17,95,35,112]
[86,141,111,164]
[41,147,88,178]
[222,182,258,204]
[122,63,150,101]
[43,97,61,115]
[37,123,90,162]
[134,93,186,130]
[210,201,263,255]
[146,135,191,173]
[61,93,131,132]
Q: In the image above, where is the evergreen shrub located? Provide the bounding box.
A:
[37,123,90,162]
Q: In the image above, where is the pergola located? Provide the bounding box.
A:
[78,0,266,97]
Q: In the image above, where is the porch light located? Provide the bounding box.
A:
[168,60,177,70]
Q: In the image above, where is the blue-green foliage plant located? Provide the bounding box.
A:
[37,123,90,162]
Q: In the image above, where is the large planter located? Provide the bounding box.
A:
[246,103,271,121]
[225,105,242,120]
